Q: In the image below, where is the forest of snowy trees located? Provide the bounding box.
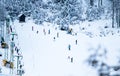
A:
[0,0,120,27]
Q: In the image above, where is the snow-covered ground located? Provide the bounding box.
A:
[1,19,120,76]
[14,19,120,76]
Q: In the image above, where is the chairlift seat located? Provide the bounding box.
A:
[1,42,9,49]
[17,69,25,75]
[0,54,2,57]
[2,59,14,69]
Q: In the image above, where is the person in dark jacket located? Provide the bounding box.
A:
[75,40,77,45]
[57,32,59,38]
[32,26,34,31]
[71,57,73,63]
[68,44,71,50]
[48,29,50,34]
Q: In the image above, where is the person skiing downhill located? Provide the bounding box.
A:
[43,29,46,35]
[32,26,34,31]
[71,57,73,63]
[57,32,59,38]
[48,29,50,34]
[75,40,77,45]
[36,30,39,34]
[53,37,56,41]
[68,44,71,50]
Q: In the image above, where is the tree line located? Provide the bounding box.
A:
[0,0,119,28]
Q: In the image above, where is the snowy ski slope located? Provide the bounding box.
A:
[12,19,120,76]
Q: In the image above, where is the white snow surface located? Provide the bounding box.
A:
[2,19,120,76]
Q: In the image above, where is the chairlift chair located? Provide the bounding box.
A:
[2,59,14,69]
[1,42,9,49]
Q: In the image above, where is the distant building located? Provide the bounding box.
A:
[19,14,26,22]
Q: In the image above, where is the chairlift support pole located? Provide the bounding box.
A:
[1,21,7,60]
[10,33,17,74]
[5,16,10,60]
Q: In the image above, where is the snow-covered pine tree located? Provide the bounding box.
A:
[112,0,120,28]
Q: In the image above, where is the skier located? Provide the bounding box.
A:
[48,29,50,34]
[53,37,55,41]
[68,56,70,59]
[36,30,39,34]
[32,26,33,31]
[57,32,59,38]
[43,29,46,35]
[71,57,73,63]
[55,27,57,30]
[68,44,71,50]
[75,40,77,45]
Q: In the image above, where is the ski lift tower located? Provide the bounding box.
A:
[3,15,11,60]
[10,32,17,74]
